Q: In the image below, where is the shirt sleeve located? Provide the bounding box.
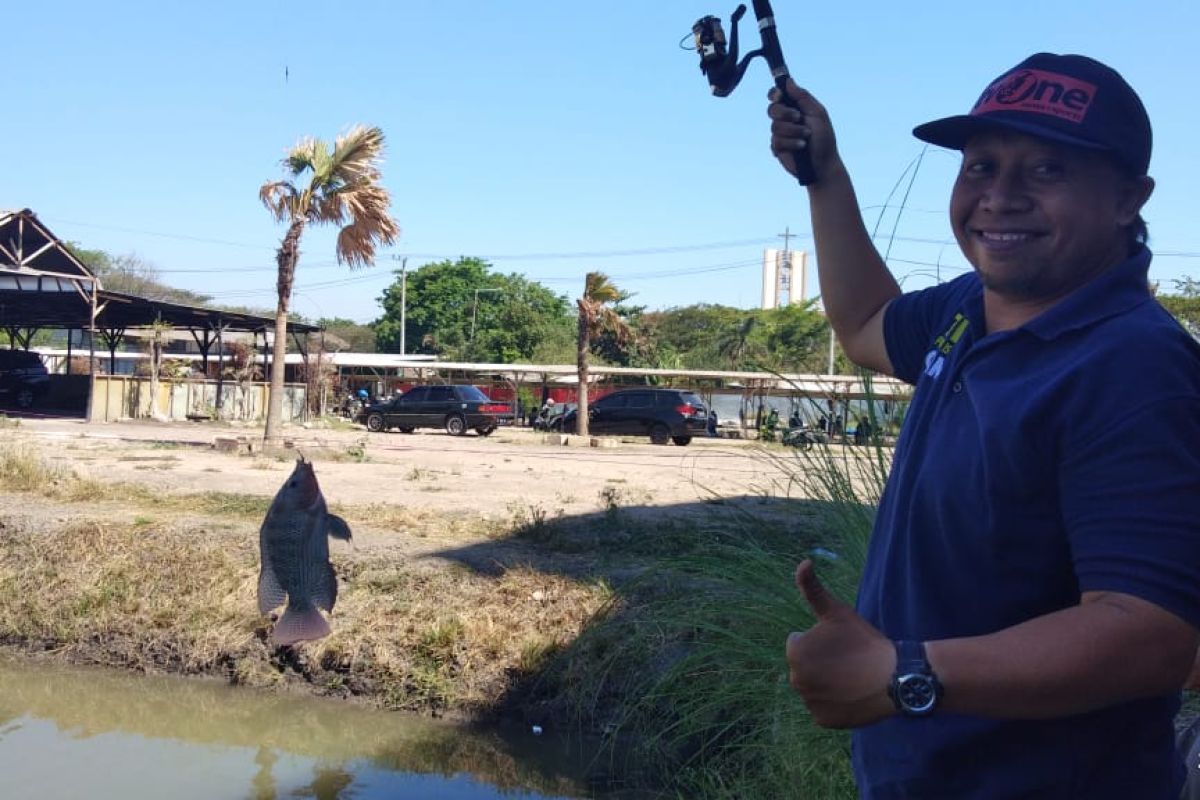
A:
[1060,394,1200,628]
[884,276,977,385]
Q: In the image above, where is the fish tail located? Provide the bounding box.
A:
[271,605,331,646]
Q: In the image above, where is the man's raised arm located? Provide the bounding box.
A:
[769,80,901,376]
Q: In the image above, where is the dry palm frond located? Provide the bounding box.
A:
[331,125,387,182]
[258,181,298,223]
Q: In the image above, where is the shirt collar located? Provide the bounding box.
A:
[1021,247,1152,341]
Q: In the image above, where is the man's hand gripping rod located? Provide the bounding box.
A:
[691,0,818,185]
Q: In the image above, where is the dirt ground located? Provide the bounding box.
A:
[2,415,797,558]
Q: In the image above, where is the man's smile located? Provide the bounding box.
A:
[970,229,1043,252]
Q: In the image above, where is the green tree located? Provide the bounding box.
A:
[642,304,755,370]
[259,125,400,443]
[590,298,646,367]
[576,272,629,437]
[317,318,377,352]
[472,282,573,362]
[760,301,831,373]
[529,324,576,364]
[375,257,487,357]
[1157,277,1200,338]
[716,315,766,371]
[67,245,212,306]
[374,257,572,361]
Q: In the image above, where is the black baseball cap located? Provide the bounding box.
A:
[913,53,1151,175]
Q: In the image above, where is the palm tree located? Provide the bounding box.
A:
[259,125,400,443]
[575,272,629,437]
[716,315,760,371]
[142,316,171,421]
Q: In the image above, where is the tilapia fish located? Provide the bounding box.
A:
[257,457,352,646]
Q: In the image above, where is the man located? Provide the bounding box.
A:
[770,53,1200,797]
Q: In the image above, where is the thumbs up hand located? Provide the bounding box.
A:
[785,560,897,728]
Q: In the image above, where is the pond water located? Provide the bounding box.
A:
[0,658,632,800]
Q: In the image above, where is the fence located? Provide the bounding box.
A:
[88,376,307,424]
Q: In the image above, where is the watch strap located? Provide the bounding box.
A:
[894,639,929,673]
[890,639,942,716]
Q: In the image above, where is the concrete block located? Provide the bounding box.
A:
[213,437,240,453]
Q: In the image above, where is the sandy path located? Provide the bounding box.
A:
[4,417,798,557]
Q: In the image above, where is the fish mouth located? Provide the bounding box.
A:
[286,460,321,504]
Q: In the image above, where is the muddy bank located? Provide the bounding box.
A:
[0,421,800,729]
[0,488,616,725]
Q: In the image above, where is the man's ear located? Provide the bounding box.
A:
[1116,175,1155,227]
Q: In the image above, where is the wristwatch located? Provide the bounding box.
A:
[888,640,943,716]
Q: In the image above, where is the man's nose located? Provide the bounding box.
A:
[980,169,1033,212]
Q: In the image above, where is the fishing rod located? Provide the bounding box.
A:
[688,0,818,185]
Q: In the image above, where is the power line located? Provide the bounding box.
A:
[390,238,779,261]
[49,213,1200,269]
[45,217,276,251]
[198,256,770,302]
[116,234,964,276]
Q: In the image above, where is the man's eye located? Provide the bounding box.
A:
[1031,162,1064,178]
[963,160,991,176]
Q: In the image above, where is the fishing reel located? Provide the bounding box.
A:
[691,10,745,98]
[688,1,817,185]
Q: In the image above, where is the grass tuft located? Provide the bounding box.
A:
[541,383,896,799]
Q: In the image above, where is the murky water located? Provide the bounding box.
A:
[0,658,627,800]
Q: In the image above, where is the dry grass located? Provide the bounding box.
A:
[0,517,258,671]
[326,562,610,712]
[0,440,611,718]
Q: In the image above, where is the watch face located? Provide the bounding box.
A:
[895,673,938,715]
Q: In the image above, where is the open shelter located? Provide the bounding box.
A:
[0,208,319,418]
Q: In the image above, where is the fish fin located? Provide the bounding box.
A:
[271,606,330,646]
[257,562,287,615]
[313,561,338,613]
[326,515,352,541]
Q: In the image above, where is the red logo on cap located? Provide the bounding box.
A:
[972,69,1097,123]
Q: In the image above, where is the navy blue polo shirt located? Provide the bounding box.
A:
[853,248,1200,799]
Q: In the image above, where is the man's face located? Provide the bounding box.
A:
[950,130,1150,303]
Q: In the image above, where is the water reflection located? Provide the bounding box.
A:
[0,657,614,800]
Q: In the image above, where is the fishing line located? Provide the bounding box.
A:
[882,144,928,265]
[869,152,921,242]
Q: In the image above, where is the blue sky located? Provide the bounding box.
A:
[8,1,1199,324]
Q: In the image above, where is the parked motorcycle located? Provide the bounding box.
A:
[782,425,828,450]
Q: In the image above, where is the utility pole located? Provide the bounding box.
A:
[777,226,793,304]
[828,327,836,375]
[399,257,408,356]
[777,226,793,254]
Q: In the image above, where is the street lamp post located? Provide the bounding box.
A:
[470,288,502,342]
[399,257,408,356]
[391,256,408,356]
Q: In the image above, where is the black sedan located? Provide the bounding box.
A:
[357,385,511,436]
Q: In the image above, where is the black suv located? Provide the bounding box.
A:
[0,349,50,410]
[552,388,709,445]
[358,384,510,436]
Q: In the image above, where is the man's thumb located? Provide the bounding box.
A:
[795,559,841,620]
